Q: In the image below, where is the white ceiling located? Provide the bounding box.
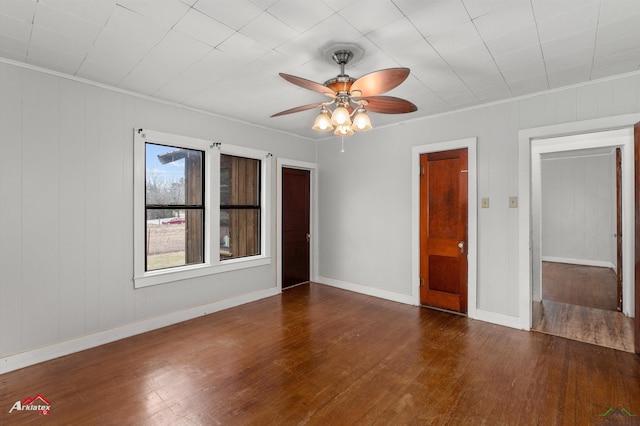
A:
[2,0,640,139]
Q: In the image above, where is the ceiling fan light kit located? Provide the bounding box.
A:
[272,45,417,147]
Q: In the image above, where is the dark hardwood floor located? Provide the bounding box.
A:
[1,283,639,425]
[533,262,633,352]
[541,262,618,311]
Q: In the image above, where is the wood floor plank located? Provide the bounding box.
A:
[1,283,638,425]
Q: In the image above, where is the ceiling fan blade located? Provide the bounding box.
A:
[361,96,417,114]
[279,73,334,95]
[271,102,325,117]
[351,68,410,96]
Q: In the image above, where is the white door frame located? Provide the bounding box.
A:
[277,158,318,291]
[518,114,639,329]
[412,138,478,319]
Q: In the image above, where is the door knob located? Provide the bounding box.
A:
[458,241,464,253]
[306,233,310,242]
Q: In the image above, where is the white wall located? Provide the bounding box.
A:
[540,153,616,267]
[317,72,640,324]
[0,62,315,372]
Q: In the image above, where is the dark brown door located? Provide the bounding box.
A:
[420,149,468,313]
[616,148,623,311]
[282,167,310,288]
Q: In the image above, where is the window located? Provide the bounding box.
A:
[134,129,271,288]
[145,143,204,271]
[220,154,261,260]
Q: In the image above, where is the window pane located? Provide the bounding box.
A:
[220,154,260,206]
[220,209,260,260]
[146,143,203,205]
[146,209,204,271]
[220,154,261,261]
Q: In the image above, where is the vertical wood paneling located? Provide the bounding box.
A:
[556,88,578,123]
[0,64,24,355]
[83,86,100,333]
[58,79,87,340]
[541,155,614,264]
[597,80,614,117]
[612,75,638,115]
[577,84,599,121]
[20,70,60,349]
[97,89,125,329]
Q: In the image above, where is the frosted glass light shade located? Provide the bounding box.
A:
[352,109,372,131]
[334,125,354,136]
[312,110,333,131]
[330,106,352,126]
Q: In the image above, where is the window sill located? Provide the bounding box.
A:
[134,256,272,289]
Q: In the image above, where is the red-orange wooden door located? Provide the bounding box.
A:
[420,149,468,312]
[282,168,310,288]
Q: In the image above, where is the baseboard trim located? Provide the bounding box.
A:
[472,309,527,330]
[316,276,415,305]
[0,287,280,375]
[542,256,616,270]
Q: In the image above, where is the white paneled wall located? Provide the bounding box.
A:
[541,153,616,267]
[0,62,315,371]
[317,70,640,322]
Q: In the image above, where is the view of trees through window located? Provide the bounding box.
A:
[145,143,204,271]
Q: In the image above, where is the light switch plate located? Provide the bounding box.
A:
[481,197,489,208]
[509,196,518,208]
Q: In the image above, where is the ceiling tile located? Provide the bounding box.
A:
[596,16,640,46]
[599,0,640,25]
[117,0,190,29]
[493,45,543,71]
[541,29,596,60]
[26,43,84,75]
[302,14,362,46]
[173,8,235,48]
[501,60,546,84]
[365,18,436,67]
[536,2,599,43]
[545,48,593,74]
[531,0,598,21]
[547,64,592,88]
[193,0,263,31]
[452,58,500,82]
[408,0,470,38]
[462,0,525,20]
[239,10,297,49]
[473,2,535,40]
[427,21,483,55]
[100,5,169,51]
[30,25,92,59]
[39,0,114,27]
[0,0,37,23]
[483,25,539,57]
[76,56,135,86]
[266,0,335,33]
[507,74,548,96]
[595,32,640,58]
[33,3,103,44]
[0,12,32,42]
[0,33,28,58]
[337,0,404,35]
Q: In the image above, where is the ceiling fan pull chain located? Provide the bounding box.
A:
[340,136,345,153]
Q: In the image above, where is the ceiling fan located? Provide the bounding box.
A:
[271,49,417,136]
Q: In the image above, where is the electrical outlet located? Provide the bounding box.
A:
[509,196,518,208]
[481,197,489,208]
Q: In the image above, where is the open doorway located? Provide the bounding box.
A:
[530,131,634,352]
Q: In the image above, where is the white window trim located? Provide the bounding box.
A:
[133,129,272,289]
